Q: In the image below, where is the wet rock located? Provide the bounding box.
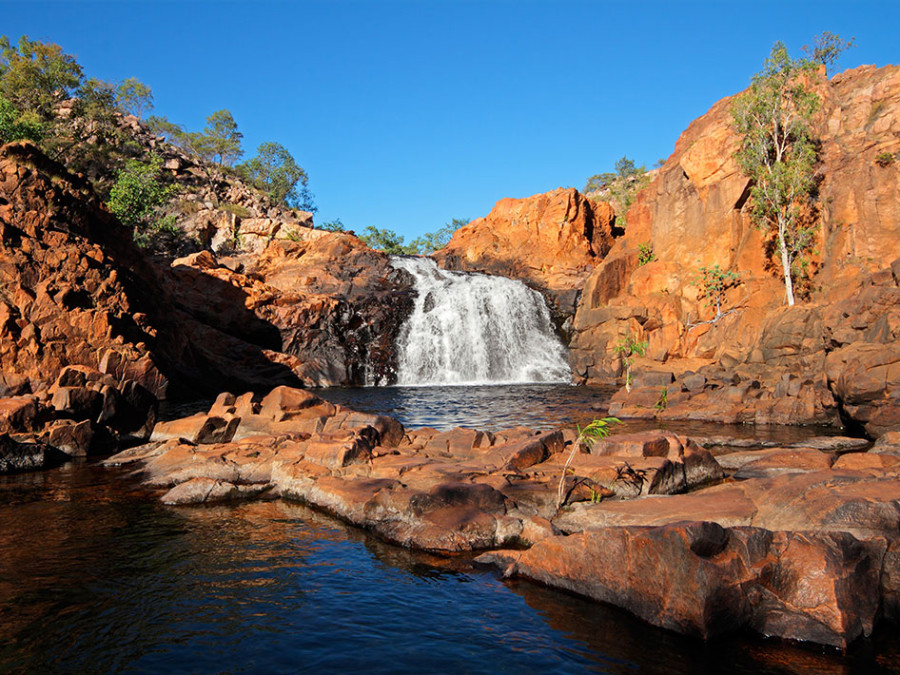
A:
[161,477,271,505]
[0,433,47,474]
[788,436,870,452]
[483,523,885,648]
[43,419,94,457]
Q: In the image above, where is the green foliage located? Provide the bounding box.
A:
[695,264,740,319]
[408,217,468,254]
[107,155,176,233]
[116,77,153,118]
[220,202,251,219]
[802,31,854,74]
[655,387,668,412]
[637,242,655,266]
[614,334,648,391]
[316,218,346,232]
[0,94,43,143]
[556,417,621,509]
[0,35,83,121]
[875,151,896,167]
[146,114,185,143]
[360,226,413,254]
[583,155,650,228]
[362,218,468,255]
[240,141,314,211]
[196,109,243,167]
[732,41,822,307]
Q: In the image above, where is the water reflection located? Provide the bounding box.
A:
[3,462,894,674]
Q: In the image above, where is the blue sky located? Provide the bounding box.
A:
[3,0,898,240]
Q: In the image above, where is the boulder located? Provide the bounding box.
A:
[481,522,884,648]
[0,433,47,474]
[0,396,41,433]
[43,419,94,457]
[161,477,271,505]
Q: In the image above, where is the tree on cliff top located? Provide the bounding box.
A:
[732,41,822,307]
[116,77,154,119]
[803,32,855,74]
[196,109,243,167]
[0,35,83,121]
[584,156,649,228]
[240,141,315,211]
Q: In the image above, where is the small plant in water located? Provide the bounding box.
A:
[557,417,620,509]
[614,334,647,392]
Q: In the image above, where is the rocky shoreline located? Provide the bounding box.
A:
[82,384,896,650]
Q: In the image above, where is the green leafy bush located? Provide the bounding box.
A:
[556,417,621,509]
[316,218,346,232]
[695,264,739,319]
[0,93,42,143]
[107,154,176,234]
[637,242,655,266]
[614,334,648,392]
[875,151,896,167]
[584,156,651,228]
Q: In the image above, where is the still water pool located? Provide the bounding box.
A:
[3,384,899,673]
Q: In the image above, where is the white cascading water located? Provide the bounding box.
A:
[390,256,572,386]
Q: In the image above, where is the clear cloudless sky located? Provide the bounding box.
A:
[2,0,898,240]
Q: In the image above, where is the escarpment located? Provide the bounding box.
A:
[567,64,900,437]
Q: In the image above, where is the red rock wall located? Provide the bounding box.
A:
[433,187,616,321]
[570,65,900,392]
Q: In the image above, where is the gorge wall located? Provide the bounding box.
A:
[432,187,616,327]
[569,64,900,436]
[0,140,413,400]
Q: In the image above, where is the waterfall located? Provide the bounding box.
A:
[390,256,572,386]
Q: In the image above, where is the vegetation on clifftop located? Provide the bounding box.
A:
[360,218,469,255]
[583,156,651,228]
[0,33,316,250]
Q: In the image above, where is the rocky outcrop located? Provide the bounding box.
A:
[107,388,724,547]
[109,388,900,648]
[433,188,616,323]
[111,113,316,258]
[480,446,900,649]
[0,140,413,396]
[0,364,158,474]
[569,65,900,436]
[0,141,169,397]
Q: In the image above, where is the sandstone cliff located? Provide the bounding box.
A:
[433,187,616,324]
[569,65,900,436]
[0,141,412,398]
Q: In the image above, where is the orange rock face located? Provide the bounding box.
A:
[568,65,900,435]
[0,141,414,395]
[0,141,166,396]
[433,188,616,319]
